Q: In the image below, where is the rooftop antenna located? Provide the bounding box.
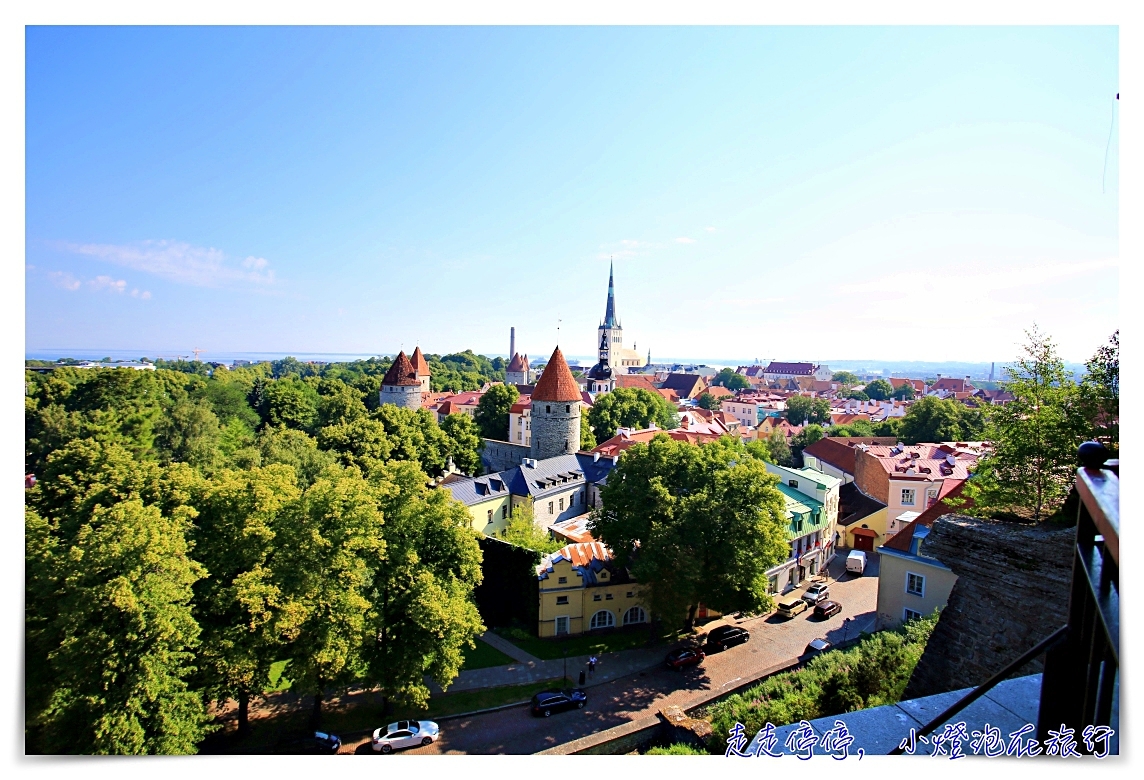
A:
[556,318,561,346]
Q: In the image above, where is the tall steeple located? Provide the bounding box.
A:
[602,257,618,328]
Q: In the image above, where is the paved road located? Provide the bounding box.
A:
[347,553,880,756]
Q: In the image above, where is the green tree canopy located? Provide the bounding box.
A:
[264,378,320,434]
[891,384,915,401]
[897,396,985,445]
[784,396,830,426]
[588,387,679,442]
[696,392,722,410]
[589,436,790,628]
[831,371,860,386]
[1078,330,1118,452]
[712,368,750,391]
[439,412,483,475]
[864,379,894,401]
[473,384,519,441]
[579,407,597,450]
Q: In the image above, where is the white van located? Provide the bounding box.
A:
[846,550,867,575]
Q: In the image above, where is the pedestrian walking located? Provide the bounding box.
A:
[588,655,597,676]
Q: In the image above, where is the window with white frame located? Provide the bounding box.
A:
[623,606,646,625]
[906,572,925,596]
[901,488,916,506]
[903,608,923,623]
[590,610,615,630]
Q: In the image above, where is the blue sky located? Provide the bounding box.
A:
[25,26,1118,363]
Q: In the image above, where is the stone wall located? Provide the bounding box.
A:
[530,400,581,460]
[903,514,1075,699]
[480,439,529,473]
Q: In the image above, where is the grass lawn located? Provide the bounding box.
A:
[492,625,684,660]
[460,639,514,670]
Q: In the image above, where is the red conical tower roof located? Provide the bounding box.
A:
[410,346,431,377]
[532,346,581,402]
[507,353,528,372]
[382,351,421,387]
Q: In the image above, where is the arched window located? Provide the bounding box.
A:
[589,610,615,630]
[623,606,647,625]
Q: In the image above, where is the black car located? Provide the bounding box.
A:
[276,730,342,754]
[530,688,587,717]
[665,648,706,670]
[705,625,750,652]
[814,600,842,619]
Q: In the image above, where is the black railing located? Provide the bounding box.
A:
[888,443,1119,756]
[1037,447,1119,744]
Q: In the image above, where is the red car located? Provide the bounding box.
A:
[665,648,706,670]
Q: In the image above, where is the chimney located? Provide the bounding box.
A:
[593,451,600,462]
[510,327,515,359]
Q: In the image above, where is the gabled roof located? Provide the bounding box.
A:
[660,373,706,398]
[802,437,858,475]
[382,351,421,386]
[837,482,887,527]
[930,377,974,392]
[888,377,926,392]
[764,361,817,376]
[532,346,582,402]
[616,374,658,393]
[882,479,970,553]
[409,347,431,377]
[507,353,529,373]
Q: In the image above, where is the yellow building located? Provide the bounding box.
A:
[536,542,648,638]
[441,474,515,538]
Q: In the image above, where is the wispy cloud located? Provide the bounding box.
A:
[131,288,152,300]
[89,275,127,293]
[705,227,717,233]
[54,239,277,288]
[674,237,697,244]
[49,271,81,291]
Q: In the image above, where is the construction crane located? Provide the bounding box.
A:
[192,348,204,362]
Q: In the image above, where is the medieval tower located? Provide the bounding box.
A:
[380,351,424,410]
[409,346,432,393]
[530,346,582,459]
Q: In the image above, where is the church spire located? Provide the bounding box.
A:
[602,257,618,328]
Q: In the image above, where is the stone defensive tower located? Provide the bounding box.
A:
[380,351,424,410]
[530,346,582,460]
[409,346,432,393]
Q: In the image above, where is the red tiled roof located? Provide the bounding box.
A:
[532,346,582,402]
[616,375,658,393]
[704,385,733,399]
[930,377,974,392]
[507,353,529,372]
[590,427,724,457]
[889,377,925,392]
[382,351,421,386]
[509,396,532,414]
[552,541,611,568]
[658,388,680,403]
[862,444,977,480]
[409,347,431,377]
[802,437,859,475]
[883,479,970,552]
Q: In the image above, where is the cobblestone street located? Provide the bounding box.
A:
[344,552,880,755]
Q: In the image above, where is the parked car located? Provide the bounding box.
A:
[371,720,440,753]
[802,582,830,605]
[530,689,587,717]
[846,550,867,574]
[804,638,833,656]
[277,730,342,754]
[777,598,809,619]
[665,648,706,670]
[814,600,843,619]
[705,625,750,652]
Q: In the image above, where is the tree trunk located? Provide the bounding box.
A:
[237,689,250,736]
[310,687,324,728]
[684,603,697,630]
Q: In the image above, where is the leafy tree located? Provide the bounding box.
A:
[712,368,750,391]
[589,436,790,629]
[826,419,874,438]
[843,389,869,401]
[473,384,519,440]
[864,379,894,401]
[270,356,317,380]
[258,425,337,487]
[361,461,485,714]
[317,417,393,474]
[588,387,679,441]
[316,379,368,428]
[264,378,320,434]
[579,407,597,450]
[696,392,722,410]
[196,379,261,430]
[873,418,901,437]
[154,400,221,468]
[502,502,563,554]
[373,405,453,476]
[965,327,1085,521]
[439,412,483,475]
[789,425,824,466]
[268,464,385,724]
[831,371,860,386]
[1078,330,1118,452]
[765,429,792,466]
[784,396,830,426]
[26,459,211,754]
[892,384,915,401]
[898,396,985,445]
[190,465,301,734]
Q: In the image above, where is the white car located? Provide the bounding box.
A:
[371,719,440,753]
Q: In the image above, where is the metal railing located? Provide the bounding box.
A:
[888,444,1119,755]
[1037,449,1119,743]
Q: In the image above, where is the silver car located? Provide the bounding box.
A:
[802,582,830,605]
[371,719,440,753]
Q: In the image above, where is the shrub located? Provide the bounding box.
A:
[646,743,708,755]
[705,612,938,752]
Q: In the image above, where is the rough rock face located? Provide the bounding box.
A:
[659,705,713,750]
[903,514,1074,699]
